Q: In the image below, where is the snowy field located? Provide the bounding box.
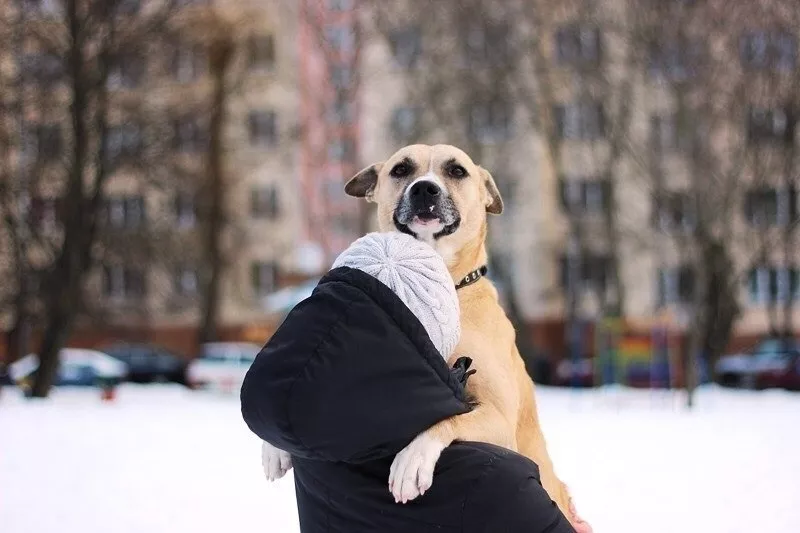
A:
[2,384,799,533]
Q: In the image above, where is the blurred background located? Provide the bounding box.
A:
[1,1,800,532]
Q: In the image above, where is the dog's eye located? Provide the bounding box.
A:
[447,165,468,179]
[390,163,412,178]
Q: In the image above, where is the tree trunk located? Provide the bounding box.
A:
[781,143,796,338]
[685,267,706,409]
[31,0,87,397]
[30,308,72,397]
[700,241,739,369]
[198,37,233,347]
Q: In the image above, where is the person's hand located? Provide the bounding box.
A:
[567,490,593,533]
[262,440,292,481]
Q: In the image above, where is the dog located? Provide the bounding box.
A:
[344,144,590,531]
[261,144,590,531]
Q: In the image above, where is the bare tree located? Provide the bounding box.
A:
[630,0,800,405]
[0,0,184,397]
[367,0,646,378]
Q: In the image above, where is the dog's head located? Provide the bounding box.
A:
[345,144,503,263]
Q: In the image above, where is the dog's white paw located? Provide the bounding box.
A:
[262,441,292,482]
[389,432,446,504]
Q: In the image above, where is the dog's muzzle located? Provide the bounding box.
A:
[394,180,460,239]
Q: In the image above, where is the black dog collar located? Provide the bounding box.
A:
[455,266,488,291]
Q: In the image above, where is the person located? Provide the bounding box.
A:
[241,232,578,533]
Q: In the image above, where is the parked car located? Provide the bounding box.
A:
[8,348,128,388]
[102,343,188,385]
[751,350,800,391]
[715,338,800,389]
[186,342,262,392]
[554,357,595,387]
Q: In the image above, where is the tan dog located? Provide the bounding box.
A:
[345,144,589,530]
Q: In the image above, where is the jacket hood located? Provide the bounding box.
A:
[240,267,473,464]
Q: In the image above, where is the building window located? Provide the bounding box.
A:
[331,213,356,235]
[248,35,275,71]
[492,172,516,208]
[252,262,277,297]
[744,187,797,227]
[555,25,601,66]
[173,117,207,153]
[328,138,356,162]
[747,107,795,145]
[741,31,797,71]
[325,26,355,54]
[22,53,63,85]
[650,114,693,153]
[114,0,141,15]
[324,179,347,203]
[172,43,205,83]
[29,197,58,232]
[22,124,62,163]
[103,264,146,300]
[463,23,510,65]
[648,39,701,82]
[391,106,419,141]
[105,195,145,230]
[174,268,198,297]
[330,65,353,89]
[106,124,143,163]
[327,0,353,11]
[469,101,513,142]
[653,191,694,233]
[251,186,280,219]
[559,254,610,294]
[248,111,277,146]
[554,102,605,140]
[748,266,799,304]
[559,179,609,215]
[22,0,60,15]
[107,56,144,89]
[176,0,210,7]
[389,26,421,69]
[329,98,354,126]
[656,266,695,306]
[174,193,196,229]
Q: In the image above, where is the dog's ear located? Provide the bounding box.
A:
[479,167,504,215]
[345,163,383,199]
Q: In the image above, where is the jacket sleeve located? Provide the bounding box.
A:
[460,444,577,533]
[240,276,472,464]
[489,477,577,533]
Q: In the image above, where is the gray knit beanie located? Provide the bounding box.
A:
[332,232,460,359]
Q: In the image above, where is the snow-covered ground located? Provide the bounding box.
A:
[2,384,799,533]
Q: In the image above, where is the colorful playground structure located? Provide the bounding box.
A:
[563,314,699,388]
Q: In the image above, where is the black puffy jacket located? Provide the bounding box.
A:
[241,267,575,533]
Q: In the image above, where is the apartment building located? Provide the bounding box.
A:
[297,0,364,263]
[3,0,799,358]
[0,0,304,350]
[357,0,800,350]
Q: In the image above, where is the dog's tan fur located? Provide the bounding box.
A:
[346,144,574,521]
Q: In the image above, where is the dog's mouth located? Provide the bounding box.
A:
[393,212,461,240]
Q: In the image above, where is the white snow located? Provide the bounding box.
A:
[1,384,799,533]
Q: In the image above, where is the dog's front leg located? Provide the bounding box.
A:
[389,358,518,503]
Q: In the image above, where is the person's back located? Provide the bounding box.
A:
[242,233,575,532]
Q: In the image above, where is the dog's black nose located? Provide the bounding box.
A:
[409,181,441,201]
